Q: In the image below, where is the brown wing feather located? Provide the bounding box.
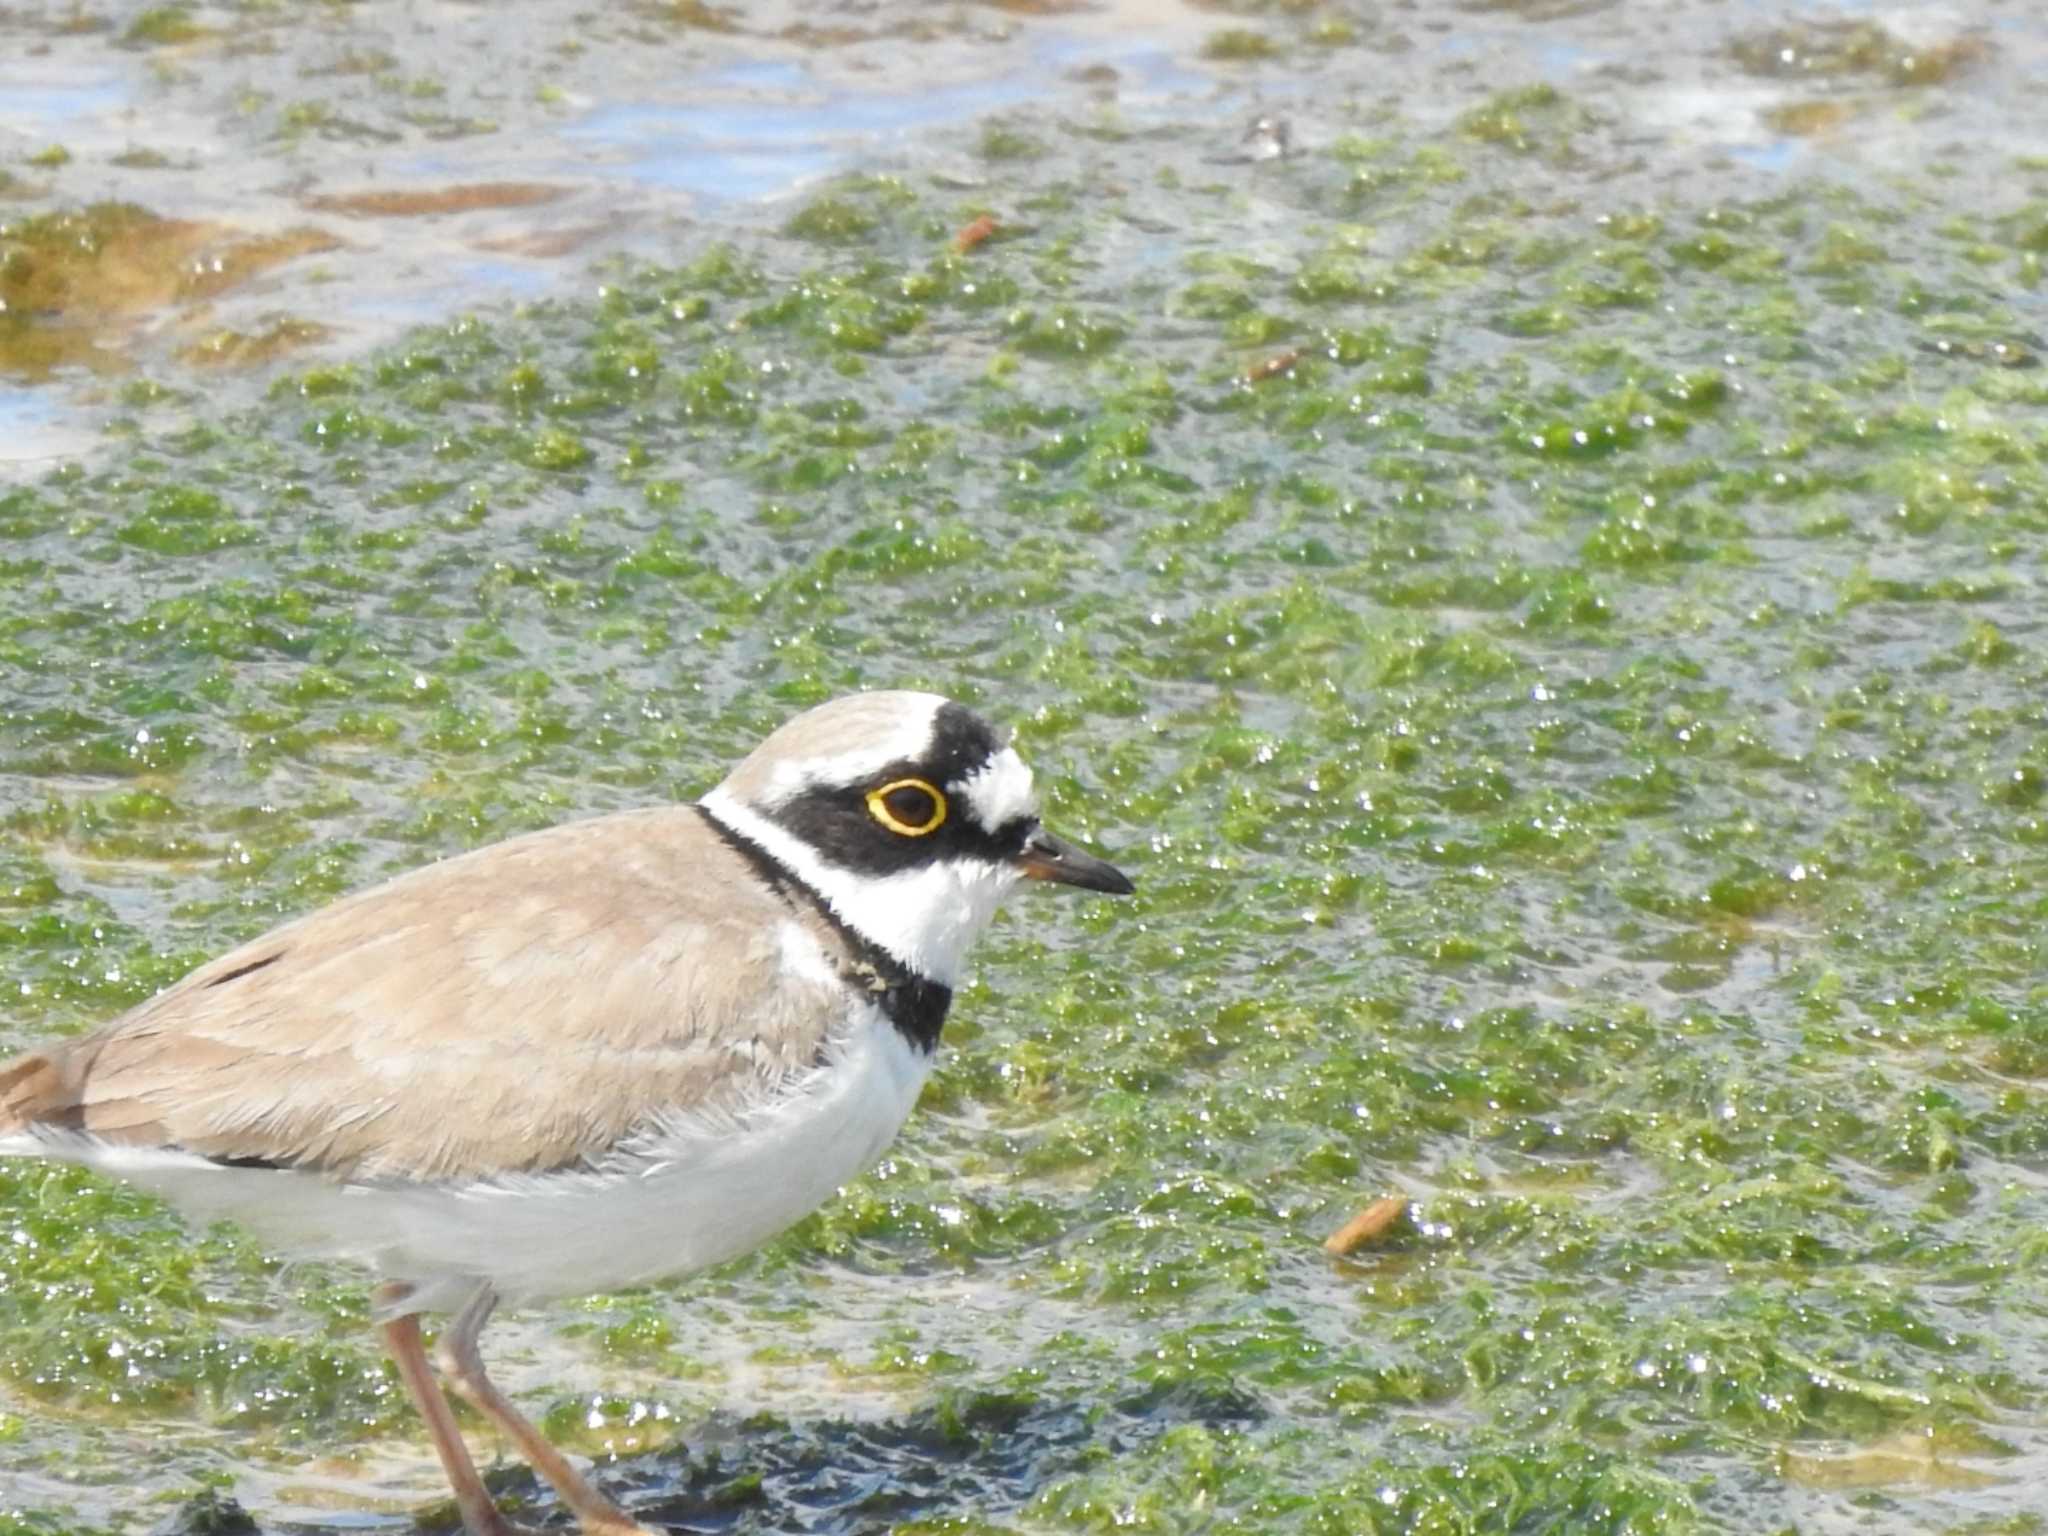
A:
[0,807,851,1182]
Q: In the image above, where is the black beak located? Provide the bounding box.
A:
[1015,826,1135,895]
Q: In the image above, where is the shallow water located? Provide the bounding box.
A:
[4,2,2048,1534]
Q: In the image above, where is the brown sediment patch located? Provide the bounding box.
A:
[302,46,401,77]
[633,0,744,32]
[2,205,338,311]
[1452,0,1618,17]
[472,223,617,259]
[0,315,121,378]
[979,0,1095,14]
[177,316,335,370]
[779,24,889,46]
[303,183,572,218]
[1760,99,1865,139]
[1778,1429,2009,1491]
[0,203,339,378]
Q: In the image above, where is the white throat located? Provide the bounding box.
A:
[700,788,1021,987]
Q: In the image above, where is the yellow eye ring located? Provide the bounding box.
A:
[867,777,948,837]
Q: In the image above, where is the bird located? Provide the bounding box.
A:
[0,690,1134,1536]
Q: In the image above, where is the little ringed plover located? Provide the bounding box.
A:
[0,690,1134,1536]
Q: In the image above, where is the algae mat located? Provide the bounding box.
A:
[5,29,2048,1536]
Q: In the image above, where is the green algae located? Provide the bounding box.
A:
[1729,19,1990,88]
[3,61,2048,1536]
[1201,29,1282,62]
[120,7,207,48]
[976,121,1044,164]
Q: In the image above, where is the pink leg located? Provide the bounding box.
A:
[378,1306,520,1536]
[432,1285,658,1536]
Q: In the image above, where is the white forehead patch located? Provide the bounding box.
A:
[756,697,946,807]
[957,747,1038,834]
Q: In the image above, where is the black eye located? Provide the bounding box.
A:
[867,778,947,836]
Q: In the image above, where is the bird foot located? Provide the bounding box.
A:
[576,1517,665,1536]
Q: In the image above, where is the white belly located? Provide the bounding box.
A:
[4,1006,933,1314]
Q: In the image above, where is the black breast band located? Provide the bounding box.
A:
[695,806,952,1053]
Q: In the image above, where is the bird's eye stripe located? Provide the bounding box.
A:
[867,778,947,836]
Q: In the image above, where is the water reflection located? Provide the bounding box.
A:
[565,44,1207,201]
[0,385,98,463]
